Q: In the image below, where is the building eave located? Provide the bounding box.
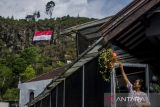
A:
[100,0,160,43]
[60,16,112,35]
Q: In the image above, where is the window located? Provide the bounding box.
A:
[29,91,34,102]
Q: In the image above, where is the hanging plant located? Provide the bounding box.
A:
[99,48,117,82]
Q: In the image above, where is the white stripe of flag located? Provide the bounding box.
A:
[33,30,53,41]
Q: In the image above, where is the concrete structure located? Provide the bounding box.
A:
[0,101,18,107]
[18,66,67,107]
[18,79,52,107]
[0,102,9,107]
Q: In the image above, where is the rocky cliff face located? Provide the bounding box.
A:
[0,16,95,54]
[0,19,32,53]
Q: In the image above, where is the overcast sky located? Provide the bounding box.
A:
[0,0,132,19]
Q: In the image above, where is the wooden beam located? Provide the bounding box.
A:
[120,26,144,44]
[129,37,146,49]
[102,0,160,43]
[85,32,101,39]
[125,32,145,47]
[79,25,100,35]
[116,22,141,41]
[60,16,111,35]
[78,32,89,41]
[102,0,147,37]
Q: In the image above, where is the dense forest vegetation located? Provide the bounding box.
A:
[0,16,95,101]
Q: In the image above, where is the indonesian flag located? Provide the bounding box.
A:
[33,30,53,41]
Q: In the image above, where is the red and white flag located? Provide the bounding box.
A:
[33,30,53,41]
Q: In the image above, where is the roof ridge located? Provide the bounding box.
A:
[100,0,147,32]
[60,16,112,35]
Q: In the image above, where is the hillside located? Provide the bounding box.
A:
[0,16,96,101]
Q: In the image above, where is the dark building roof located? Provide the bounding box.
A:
[27,65,69,83]
[60,16,112,56]
[60,16,112,35]
[100,0,160,61]
[100,0,160,69]
[100,0,160,42]
[60,16,111,42]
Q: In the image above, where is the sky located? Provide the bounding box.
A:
[0,0,133,19]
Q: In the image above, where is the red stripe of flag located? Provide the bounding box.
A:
[34,30,53,37]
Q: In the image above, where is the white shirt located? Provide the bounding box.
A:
[127,81,150,107]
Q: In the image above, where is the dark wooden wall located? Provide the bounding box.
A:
[65,68,82,107]
[76,33,90,55]
[30,57,105,107]
[84,58,104,107]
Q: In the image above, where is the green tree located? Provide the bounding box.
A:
[20,46,40,65]
[0,64,12,100]
[12,57,27,75]
[0,65,12,85]
[22,65,36,81]
[3,88,19,101]
[46,1,55,18]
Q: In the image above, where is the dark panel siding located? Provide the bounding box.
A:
[42,95,50,107]
[77,33,90,55]
[84,58,104,107]
[35,102,41,107]
[51,89,56,107]
[65,68,82,107]
[57,82,64,107]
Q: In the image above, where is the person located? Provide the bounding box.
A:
[119,62,150,107]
